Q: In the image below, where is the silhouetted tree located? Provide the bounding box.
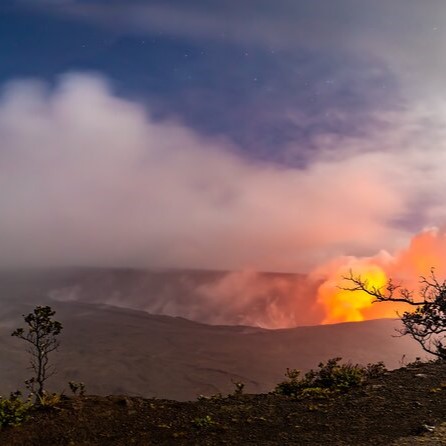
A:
[12,306,62,402]
[343,268,446,359]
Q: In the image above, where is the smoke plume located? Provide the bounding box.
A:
[2,73,445,272]
[315,227,446,325]
[3,74,446,327]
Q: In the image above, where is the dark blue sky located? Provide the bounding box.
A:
[0,1,400,164]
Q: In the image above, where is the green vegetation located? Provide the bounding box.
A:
[192,415,216,429]
[0,392,32,429]
[275,357,387,398]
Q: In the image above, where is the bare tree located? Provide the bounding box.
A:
[12,306,63,402]
[342,268,446,359]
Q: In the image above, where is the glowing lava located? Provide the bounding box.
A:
[317,264,388,324]
[314,227,446,325]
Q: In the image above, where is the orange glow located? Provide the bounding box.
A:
[315,228,446,324]
[389,228,446,280]
[317,265,388,324]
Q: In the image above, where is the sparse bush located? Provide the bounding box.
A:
[275,368,302,397]
[38,391,62,408]
[69,381,86,396]
[231,380,245,396]
[304,357,365,391]
[299,387,334,399]
[275,357,387,398]
[192,415,216,429]
[407,357,425,367]
[0,391,33,429]
[364,361,387,379]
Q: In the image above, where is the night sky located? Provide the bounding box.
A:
[1,1,446,272]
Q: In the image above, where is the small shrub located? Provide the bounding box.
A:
[69,381,86,396]
[305,357,365,391]
[0,391,33,429]
[407,357,424,367]
[275,358,387,398]
[231,380,245,396]
[274,368,302,397]
[299,387,334,399]
[192,415,216,429]
[364,361,387,379]
[38,391,62,408]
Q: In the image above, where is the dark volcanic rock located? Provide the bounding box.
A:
[2,362,446,445]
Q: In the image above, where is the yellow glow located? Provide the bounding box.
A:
[318,265,388,324]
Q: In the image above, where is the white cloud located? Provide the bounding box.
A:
[1,73,446,271]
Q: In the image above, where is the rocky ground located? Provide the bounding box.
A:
[2,361,446,445]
